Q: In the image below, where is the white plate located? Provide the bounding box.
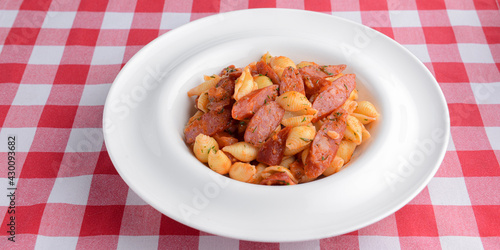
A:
[103,9,449,242]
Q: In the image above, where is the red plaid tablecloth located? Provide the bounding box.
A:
[1,0,499,249]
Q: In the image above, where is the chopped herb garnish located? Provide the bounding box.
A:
[344,84,348,90]
[301,117,306,122]
[210,75,215,78]
[300,137,311,142]
[252,127,257,133]
[239,121,246,126]
[283,96,288,99]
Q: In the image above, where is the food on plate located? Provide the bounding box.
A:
[184,53,379,185]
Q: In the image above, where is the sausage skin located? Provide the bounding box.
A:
[280,66,305,95]
[184,108,233,144]
[312,74,356,121]
[231,85,279,120]
[256,126,291,166]
[244,101,285,147]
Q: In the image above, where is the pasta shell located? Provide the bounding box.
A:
[361,123,371,141]
[229,162,256,183]
[354,101,379,118]
[323,155,345,176]
[193,134,219,163]
[336,140,356,163]
[188,75,221,97]
[351,112,377,125]
[276,91,312,111]
[234,66,258,101]
[254,75,274,89]
[251,163,268,184]
[203,74,218,81]
[222,142,258,162]
[296,61,317,69]
[344,115,363,145]
[325,73,344,82]
[208,150,231,175]
[261,166,298,184]
[196,91,209,113]
[284,125,316,156]
[348,89,358,101]
[281,115,314,127]
[187,110,203,125]
[270,56,296,77]
[261,52,272,64]
[301,147,309,166]
[340,99,358,114]
[279,155,296,168]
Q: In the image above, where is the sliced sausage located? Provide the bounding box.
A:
[206,77,235,112]
[220,65,242,79]
[299,64,347,96]
[280,66,305,95]
[184,108,233,144]
[289,160,305,181]
[244,101,285,147]
[260,172,296,185]
[256,126,291,166]
[213,131,239,148]
[304,109,348,178]
[231,85,279,120]
[256,61,281,86]
[312,74,356,121]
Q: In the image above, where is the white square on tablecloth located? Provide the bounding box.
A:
[125,188,148,206]
[47,175,93,205]
[389,10,421,27]
[35,235,78,250]
[281,240,320,250]
[440,236,484,250]
[485,127,500,150]
[41,11,77,29]
[332,11,362,24]
[65,128,104,153]
[447,133,456,151]
[458,44,495,63]
[470,82,500,104]
[117,236,159,249]
[359,236,401,249]
[12,84,52,106]
[101,12,134,29]
[427,177,471,205]
[91,46,126,65]
[160,12,191,30]
[0,128,37,152]
[0,10,18,28]
[447,10,482,27]
[28,46,65,65]
[79,84,112,106]
[403,44,431,63]
[199,236,239,250]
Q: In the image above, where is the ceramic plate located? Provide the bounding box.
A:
[103,9,450,242]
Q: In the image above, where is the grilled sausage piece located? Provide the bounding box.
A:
[231,85,279,120]
[280,66,305,95]
[244,101,285,147]
[260,172,296,185]
[312,74,356,121]
[184,108,233,144]
[304,109,348,178]
[256,61,281,86]
[256,127,291,166]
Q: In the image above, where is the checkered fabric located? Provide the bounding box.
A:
[0,0,499,249]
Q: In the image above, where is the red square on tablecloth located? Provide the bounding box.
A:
[239,241,279,250]
[320,235,359,249]
[249,0,276,8]
[158,236,199,250]
[474,0,499,10]
[53,64,90,85]
[434,206,480,236]
[5,28,40,45]
[359,0,388,10]
[66,29,100,46]
[39,203,86,236]
[473,205,500,236]
[19,0,51,11]
[423,27,456,44]
[20,152,64,178]
[457,150,500,177]
[80,205,125,236]
[465,177,500,205]
[0,204,45,235]
[159,215,199,235]
[135,0,165,12]
[0,63,26,83]
[78,0,109,11]
[395,205,439,236]
[304,0,331,11]
[94,151,119,175]
[433,63,469,83]
[0,106,10,127]
[46,84,85,105]
[38,105,78,128]
[448,104,484,127]
[416,0,446,10]
[3,106,44,127]
[120,205,162,235]
[483,27,500,44]
[373,27,395,39]
[192,0,220,13]
[127,29,159,46]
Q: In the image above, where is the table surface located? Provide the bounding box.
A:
[0,0,499,249]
